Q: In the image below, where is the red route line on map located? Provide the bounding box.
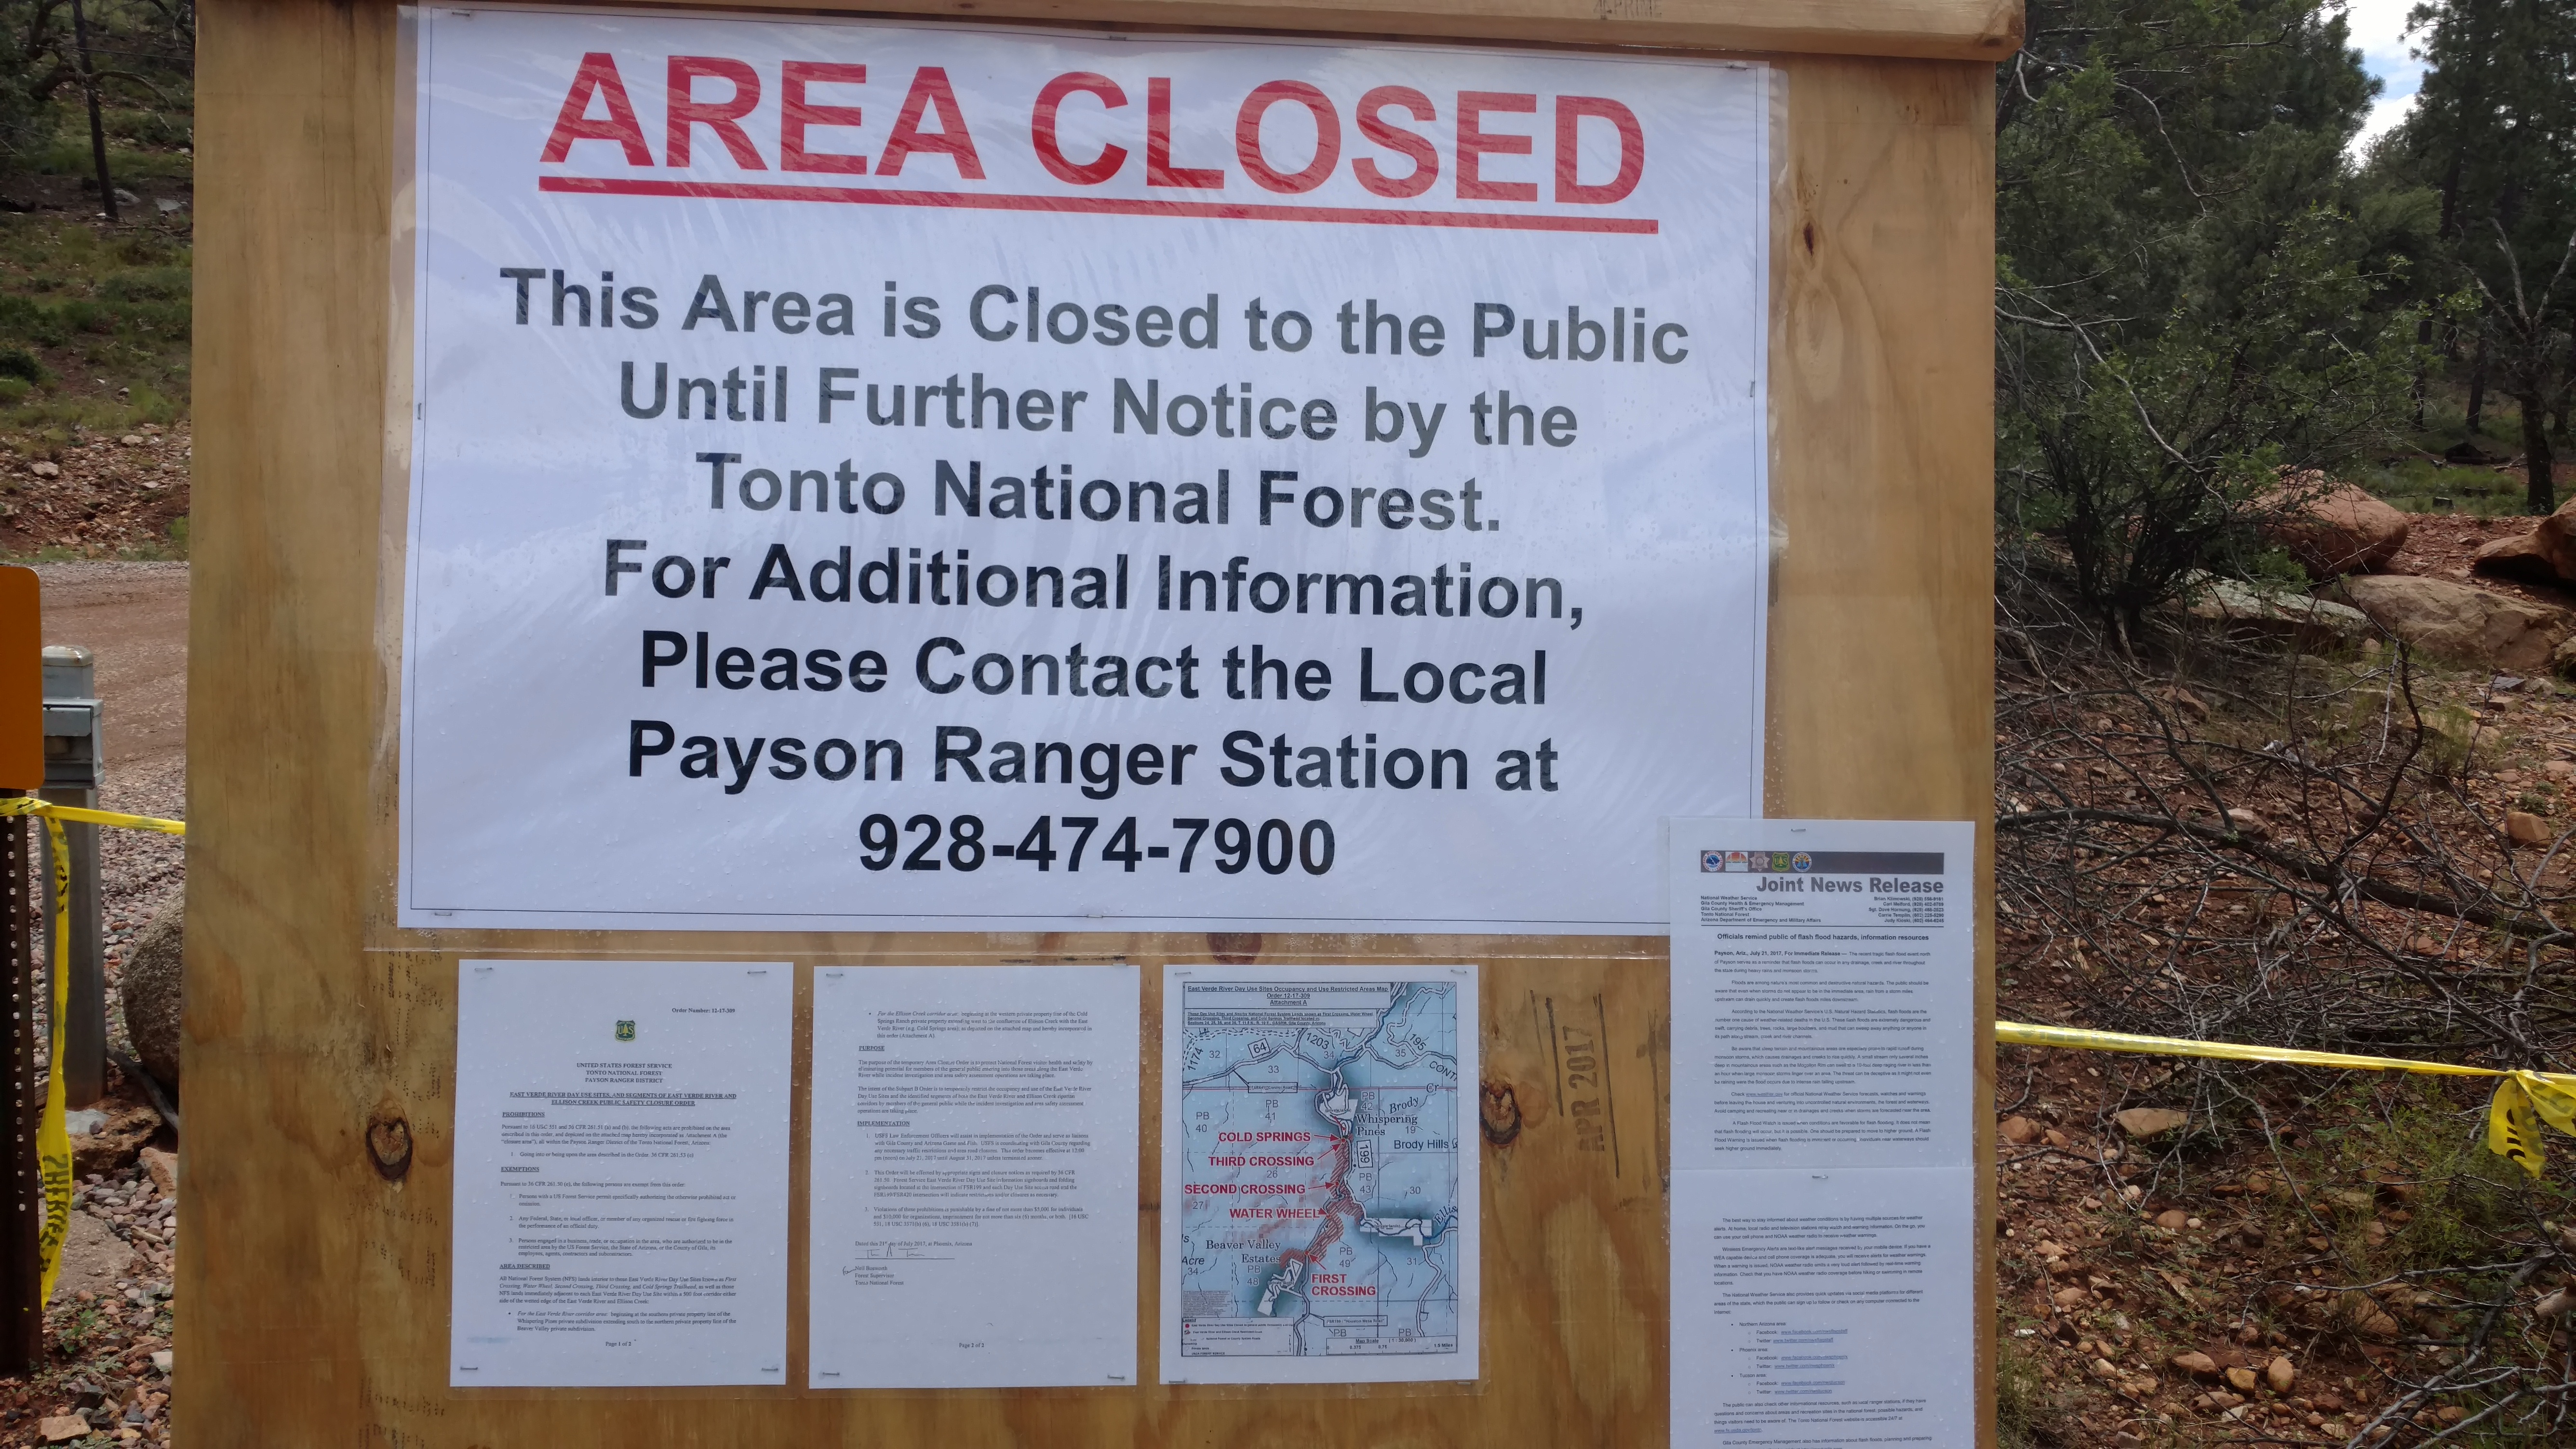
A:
[537,175,1662,235]
[1279,1129,1358,1284]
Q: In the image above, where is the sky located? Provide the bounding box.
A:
[2345,0,2426,155]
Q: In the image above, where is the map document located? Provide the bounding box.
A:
[1159,965,1479,1385]
[807,966,1139,1388]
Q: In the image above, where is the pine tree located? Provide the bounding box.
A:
[2379,0,2576,511]
[1998,0,2429,625]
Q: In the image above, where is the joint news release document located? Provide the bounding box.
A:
[1667,820,1977,1447]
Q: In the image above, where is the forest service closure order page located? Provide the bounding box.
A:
[1666,819,1977,1447]
[449,959,793,1387]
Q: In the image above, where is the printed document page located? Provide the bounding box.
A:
[1670,818,1975,1172]
[1671,1167,1974,1446]
[1666,820,1977,1446]
[807,965,1140,1388]
[449,959,792,1387]
[1160,964,1479,1384]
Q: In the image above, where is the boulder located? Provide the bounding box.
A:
[2475,530,2558,582]
[2339,576,2573,674]
[2175,574,2371,648]
[2472,496,2576,584]
[2259,476,2412,576]
[119,893,181,1090]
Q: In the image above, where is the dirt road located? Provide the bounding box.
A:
[30,560,188,927]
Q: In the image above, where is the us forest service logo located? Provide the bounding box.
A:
[615,1020,636,1042]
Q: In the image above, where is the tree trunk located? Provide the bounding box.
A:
[68,0,115,224]
[2467,338,2489,430]
[2412,313,2434,429]
[2526,392,2557,515]
[2555,333,2574,437]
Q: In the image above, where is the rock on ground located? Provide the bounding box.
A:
[2114,1107,2189,1138]
[2473,495,2576,585]
[2259,476,2411,576]
[2177,574,2372,648]
[48,1211,134,1306]
[120,893,181,1090]
[2339,575,2574,674]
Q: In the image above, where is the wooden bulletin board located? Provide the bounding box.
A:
[179,0,2007,1441]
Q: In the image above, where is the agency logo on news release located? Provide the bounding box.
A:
[1702,850,1813,873]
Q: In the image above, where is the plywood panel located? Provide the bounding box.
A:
[562,0,2024,64]
[182,2,1998,1441]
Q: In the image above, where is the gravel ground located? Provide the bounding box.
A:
[0,431,190,560]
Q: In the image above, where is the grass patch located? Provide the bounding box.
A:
[32,137,193,185]
[2353,390,2567,517]
[2353,454,2531,516]
[1996,1323,2067,1447]
[0,212,189,438]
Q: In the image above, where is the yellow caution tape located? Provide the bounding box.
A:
[34,817,70,1306]
[1998,1020,2576,1177]
[0,796,184,835]
[0,798,182,1306]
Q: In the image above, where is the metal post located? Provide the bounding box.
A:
[39,648,101,1111]
[0,807,41,1370]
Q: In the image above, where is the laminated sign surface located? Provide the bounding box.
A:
[401,5,1770,931]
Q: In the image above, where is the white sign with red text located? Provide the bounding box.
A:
[400,5,1769,932]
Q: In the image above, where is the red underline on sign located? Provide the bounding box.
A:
[537,174,1661,235]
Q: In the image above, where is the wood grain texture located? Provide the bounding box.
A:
[559,0,2024,62]
[1765,54,2000,1446]
[181,3,1997,1440]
